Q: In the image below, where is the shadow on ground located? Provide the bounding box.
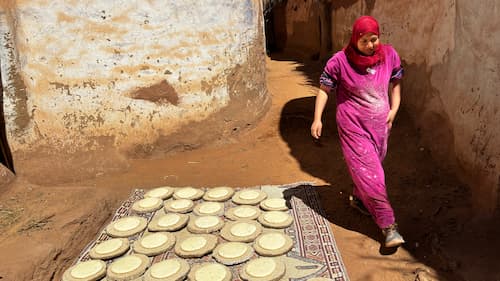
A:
[275,54,500,281]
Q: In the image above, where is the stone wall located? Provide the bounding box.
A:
[329,0,499,213]
[0,0,269,182]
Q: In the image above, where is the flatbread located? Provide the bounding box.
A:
[164,199,194,213]
[144,258,190,281]
[144,187,174,200]
[193,202,224,216]
[259,198,288,211]
[89,238,130,260]
[254,232,293,256]
[62,259,106,281]
[187,215,225,234]
[258,211,293,229]
[225,205,261,221]
[133,232,176,256]
[132,197,163,213]
[106,216,148,238]
[203,187,235,202]
[188,263,232,281]
[240,257,285,281]
[148,213,189,232]
[232,189,267,205]
[213,242,254,265]
[220,220,262,242]
[174,234,218,258]
[106,254,150,281]
[173,187,204,200]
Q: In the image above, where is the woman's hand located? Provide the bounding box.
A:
[386,110,397,129]
[311,120,323,139]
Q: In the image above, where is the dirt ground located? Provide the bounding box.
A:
[0,56,499,281]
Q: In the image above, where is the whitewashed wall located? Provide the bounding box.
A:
[0,0,269,181]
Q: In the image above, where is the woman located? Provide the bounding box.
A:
[311,16,405,247]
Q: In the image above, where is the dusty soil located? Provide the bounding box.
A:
[0,56,499,281]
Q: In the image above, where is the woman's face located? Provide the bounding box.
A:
[356,33,379,56]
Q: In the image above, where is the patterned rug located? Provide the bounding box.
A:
[74,183,349,281]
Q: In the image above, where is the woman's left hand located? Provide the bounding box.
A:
[386,110,397,129]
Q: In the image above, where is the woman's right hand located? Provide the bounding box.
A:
[311,120,323,139]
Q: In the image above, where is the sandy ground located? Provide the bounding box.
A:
[0,57,499,281]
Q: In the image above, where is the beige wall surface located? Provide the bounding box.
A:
[0,0,269,181]
[329,0,500,212]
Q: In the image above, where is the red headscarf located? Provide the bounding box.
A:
[343,16,385,73]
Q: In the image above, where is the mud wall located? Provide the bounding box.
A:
[0,0,269,182]
[291,0,499,213]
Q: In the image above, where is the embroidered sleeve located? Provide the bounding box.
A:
[320,71,337,92]
[390,66,404,81]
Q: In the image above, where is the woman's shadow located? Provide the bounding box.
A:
[279,94,400,254]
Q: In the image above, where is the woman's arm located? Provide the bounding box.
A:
[311,84,330,139]
[386,81,401,129]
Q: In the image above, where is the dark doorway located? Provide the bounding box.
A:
[264,0,287,54]
[0,63,15,173]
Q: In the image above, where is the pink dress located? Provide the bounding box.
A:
[320,45,403,229]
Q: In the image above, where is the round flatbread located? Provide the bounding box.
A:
[173,187,204,200]
[62,259,106,281]
[240,257,285,281]
[213,242,254,265]
[106,216,148,238]
[133,232,176,256]
[174,234,218,258]
[187,215,224,234]
[106,254,150,281]
[254,232,293,256]
[193,202,224,216]
[188,262,232,281]
[232,190,267,205]
[258,211,293,229]
[89,238,130,260]
[164,199,195,213]
[148,213,189,232]
[259,198,288,211]
[220,220,262,242]
[144,258,190,281]
[132,197,163,213]
[203,187,235,202]
[225,205,261,221]
[144,187,174,200]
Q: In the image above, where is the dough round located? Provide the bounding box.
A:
[174,234,218,258]
[203,187,235,202]
[144,258,190,281]
[106,254,150,281]
[132,197,163,213]
[133,232,176,256]
[193,202,224,216]
[173,187,204,200]
[225,205,261,221]
[89,238,130,260]
[220,220,262,242]
[63,259,106,281]
[240,257,285,281]
[254,232,293,257]
[258,211,293,229]
[188,263,232,281]
[144,186,174,200]
[232,189,267,205]
[106,216,148,238]
[164,199,194,213]
[148,213,189,232]
[213,242,254,265]
[259,198,288,211]
[187,215,224,234]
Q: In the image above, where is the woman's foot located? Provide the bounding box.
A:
[382,223,405,247]
[349,195,371,216]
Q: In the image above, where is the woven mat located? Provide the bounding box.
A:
[74,183,349,281]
